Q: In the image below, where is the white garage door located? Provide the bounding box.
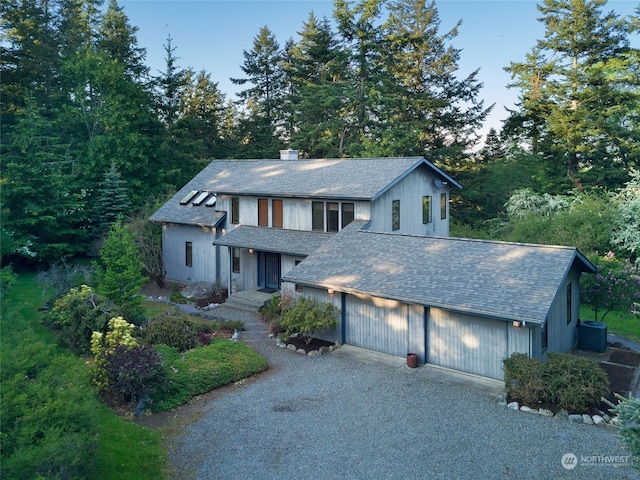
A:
[427,308,507,380]
[344,294,408,357]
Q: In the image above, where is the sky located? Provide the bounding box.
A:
[119,0,639,142]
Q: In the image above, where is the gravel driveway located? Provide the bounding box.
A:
[166,308,637,480]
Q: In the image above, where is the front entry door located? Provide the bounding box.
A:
[258,252,281,290]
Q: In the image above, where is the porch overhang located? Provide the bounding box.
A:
[214,226,335,256]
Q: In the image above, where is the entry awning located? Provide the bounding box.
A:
[215,226,335,256]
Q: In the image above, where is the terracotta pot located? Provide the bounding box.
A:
[406,353,418,368]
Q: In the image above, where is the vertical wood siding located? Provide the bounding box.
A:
[427,308,507,380]
[368,166,450,236]
[542,267,581,359]
[162,224,225,284]
[344,294,409,357]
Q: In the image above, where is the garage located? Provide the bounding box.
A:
[343,294,426,360]
[344,294,408,357]
[428,308,513,380]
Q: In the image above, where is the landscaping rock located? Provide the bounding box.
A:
[182,281,216,298]
[592,415,606,425]
[496,394,507,406]
[308,350,321,357]
[507,401,519,410]
[555,409,569,420]
[582,414,594,425]
[520,405,534,413]
[569,414,583,423]
[296,348,306,355]
[319,346,329,355]
[538,408,553,417]
[287,344,297,351]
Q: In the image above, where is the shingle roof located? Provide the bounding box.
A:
[149,200,226,228]
[150,157,460,226]
[283,221,595,324]
[215,226,335,256]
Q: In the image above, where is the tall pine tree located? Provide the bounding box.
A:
[504,0,639,190]
[231,26,286,158]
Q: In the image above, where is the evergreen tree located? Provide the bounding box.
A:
[231,26,287,157]
[1,94,89,262]
[334,0,388,157]
[94,163,131,232]
[155,34,188,127]
[285,12,350,158]
[95,219,146,320]
[1,0,67,144]
[97,0,148,81]
[377,0,491,162]
[504,0,639,190]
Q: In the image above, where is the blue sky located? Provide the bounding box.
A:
[120,0,639,140]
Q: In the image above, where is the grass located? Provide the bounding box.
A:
[580,305,640,344]
[143,299,174,318]
[1,272,167,479]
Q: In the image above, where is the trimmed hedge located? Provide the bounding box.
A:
[152,339,268,411]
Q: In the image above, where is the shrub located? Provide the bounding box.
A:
[606,393,640,470]
[278,296,339,345]
[90,317,138,391]
[581,252,640,321]
[1,354,98,480]
[141,307,198,352]
[260,293,284,323]
[170,292,188,304]
[47,285,123,354]
[502,353,545,406]
[103,344,165,404]
[503,352,609,413]
[542,353,610,412]
[37,258,93,302]
[152,339,268,411]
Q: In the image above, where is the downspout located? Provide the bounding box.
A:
[340,292,346,345]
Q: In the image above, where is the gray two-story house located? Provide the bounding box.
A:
[151,150,595,380]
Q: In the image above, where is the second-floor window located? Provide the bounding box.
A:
[423,196,432,224]
[231,197,239,224]
[258,198,268,226]
[313,201,355,232]
[342,203,354,228]
[326,202,339,232]
[392,200,400,231]
[312,201,324,231]
[272,199,283,228]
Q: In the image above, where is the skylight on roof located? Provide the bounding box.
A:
[192,191,210,205]
[179,190,198,205]
[205,195,217,207]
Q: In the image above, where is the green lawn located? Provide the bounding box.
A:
[580,305,640,344]
[1,272,167,479]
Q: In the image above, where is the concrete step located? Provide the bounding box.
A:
[223,289,278,313]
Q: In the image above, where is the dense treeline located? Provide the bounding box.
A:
[1,0,639,265]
